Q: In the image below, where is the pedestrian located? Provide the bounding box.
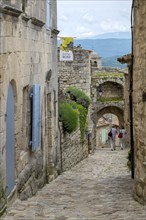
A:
[118,126,126,150]
[108,129,114,151]
[108,125,117,151]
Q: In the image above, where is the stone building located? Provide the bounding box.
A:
[90,51,102,71]
[91,70,125,129]
[58,45,92,96]
[132,0,146,204]
[117,55,131,149]
[0,0,59,214]
[119,0,146,205]
[58,46,95,170]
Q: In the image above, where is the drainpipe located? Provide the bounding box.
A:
[130,0,134,179]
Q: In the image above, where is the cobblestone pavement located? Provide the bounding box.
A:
[2,147,146,220]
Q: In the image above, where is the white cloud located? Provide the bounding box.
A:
[57,0,132,38]
[59,14,69,22]
[82,13,94,24]
[99,20,129,33]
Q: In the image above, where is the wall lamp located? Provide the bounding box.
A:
[99,88,103,97]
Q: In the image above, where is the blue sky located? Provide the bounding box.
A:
[57,0,132,39]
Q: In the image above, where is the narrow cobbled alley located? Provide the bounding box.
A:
[2,147,146,220]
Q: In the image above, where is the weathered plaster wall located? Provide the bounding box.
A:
[0,0,59,213]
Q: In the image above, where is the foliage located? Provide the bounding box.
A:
[127,149,131,171]
[59,102,79,133]
[65,87,91,108]
[92,72,124,78]
[96,97,123,102]
[59,88,90,142]
[70,101,88,142]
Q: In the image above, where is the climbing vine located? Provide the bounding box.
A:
[97,97,123,102]
[70,101,88,142]
[92,72,124,79]
[59,87,90,142]
[65,87,91,108]
[59,102,79,133]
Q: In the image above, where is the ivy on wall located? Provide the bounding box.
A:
[65,87,91,108]
[59,102,79,133]
[70,101,88,142]
[97,97,123,102]
[59,87,90,142]
[92,72,124,79]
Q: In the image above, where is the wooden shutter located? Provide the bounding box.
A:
[31,84,41,151]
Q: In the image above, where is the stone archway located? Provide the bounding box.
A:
[92,105,124,148]
[95,106,124,126]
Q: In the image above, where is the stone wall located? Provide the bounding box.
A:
[58,46,92,96]
[91,71,124,102]
[117,55,132,147]
[58,46,95,170]
[132,0,146,204]
[0,0,59,213]
[91,71,125,130]
[59,123,88,172]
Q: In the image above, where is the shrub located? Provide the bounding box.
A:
[65,87,91,108]
[59,102,79,133]
[70,101,88,142]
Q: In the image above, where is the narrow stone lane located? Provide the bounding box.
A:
[2,147,146,220]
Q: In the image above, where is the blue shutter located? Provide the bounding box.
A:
[46,0,50,30]
[31,84,41,151]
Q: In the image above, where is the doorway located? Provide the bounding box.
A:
[5,83,15,196]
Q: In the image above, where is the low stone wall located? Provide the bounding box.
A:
[59,124,89,172]
[17,151,46,200]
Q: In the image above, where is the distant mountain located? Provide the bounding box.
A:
[58,35,131,68]
[102,55,127,68]
[74,38,131,59]
[91,31,131,39]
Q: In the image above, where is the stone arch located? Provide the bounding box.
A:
[91,77,125,103]
[97,81,124,99]
[96,77,124,87]
[10,79,17,114]
[94,106,124,126]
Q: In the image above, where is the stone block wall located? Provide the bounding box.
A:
[91,71,125,103]
[58,46,95,169]
[0,0,59,213]
[59,123,88,172]
[58,46,92,96]
[133,0,146,204]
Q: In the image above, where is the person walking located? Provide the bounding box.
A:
[111,125,117,150]
[118,126,126,150]
[108,125,117,151]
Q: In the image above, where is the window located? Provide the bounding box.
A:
[46,0,50,30]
